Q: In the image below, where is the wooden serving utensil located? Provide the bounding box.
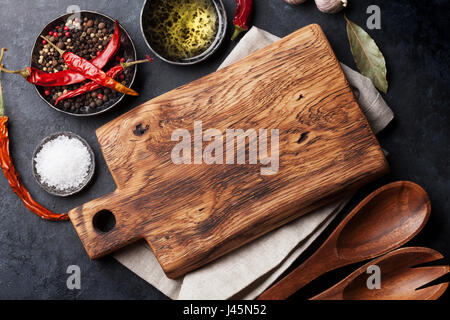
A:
[311,247,449,300]
[258,181,431,300]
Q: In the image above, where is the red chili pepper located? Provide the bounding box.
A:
[41,36,138,96]
[0,20,121,87]
[55,57,152,105]
[0,48,68,222]
[0,66,88,87]
[232,0,253,40]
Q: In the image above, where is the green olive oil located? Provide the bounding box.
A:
[144,0,219,61]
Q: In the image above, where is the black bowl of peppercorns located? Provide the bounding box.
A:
[31,11,137,116]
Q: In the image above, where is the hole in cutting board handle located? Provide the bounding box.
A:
[93,210,116,233]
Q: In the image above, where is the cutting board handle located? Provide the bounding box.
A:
[68,190,146,259]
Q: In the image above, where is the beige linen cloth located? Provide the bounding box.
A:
[113,27,394,300]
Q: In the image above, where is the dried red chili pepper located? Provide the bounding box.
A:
[0,66,86,87]
[232,0,253,40]
[90,20,122,71]
[41,36,138,96]
[0,20,121,87]
[0,48,68,222]
[56,56,153,105]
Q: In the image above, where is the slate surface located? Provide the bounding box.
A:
[0,0,448,300]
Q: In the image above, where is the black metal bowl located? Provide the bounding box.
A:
[31,11,137,117]
[140,0,227,65]
[32,132,95,197]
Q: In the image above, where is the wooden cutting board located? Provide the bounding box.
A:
[68,24,389,279]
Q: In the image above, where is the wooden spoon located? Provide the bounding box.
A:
[257,181,431,300]
[311,247,449,300]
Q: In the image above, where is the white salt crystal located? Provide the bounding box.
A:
[34,135,92,191]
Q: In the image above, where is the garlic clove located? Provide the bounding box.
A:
[285,0,309,5]
[314,0,347,14]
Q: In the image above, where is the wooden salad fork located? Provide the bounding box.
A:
[311,247,449,300]
[258,181,431,300]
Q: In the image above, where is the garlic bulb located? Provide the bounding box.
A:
[285,0,308,5]
[314,0,347,14]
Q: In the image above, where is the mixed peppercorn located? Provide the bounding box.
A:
[38,16,134,114]
[0,15,143,115]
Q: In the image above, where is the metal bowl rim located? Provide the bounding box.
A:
[140,0,228,66]
[30,10,137,117]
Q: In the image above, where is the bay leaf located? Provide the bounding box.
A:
[345,15,388,93]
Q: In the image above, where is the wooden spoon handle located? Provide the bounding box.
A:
[257,251,335,300]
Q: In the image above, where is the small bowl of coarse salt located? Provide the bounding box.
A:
[32,132,95,197]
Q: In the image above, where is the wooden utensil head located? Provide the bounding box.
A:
[312,247,449,300]
[334,181,431,263]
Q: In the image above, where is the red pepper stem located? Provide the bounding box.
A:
[0,47,29,80]
[0,65,30,79]
[40,36,65,56]
[0,48,5,116]
[231,25,247,41]
[121,58,153,69]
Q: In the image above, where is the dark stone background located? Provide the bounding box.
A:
[0,0,448,300]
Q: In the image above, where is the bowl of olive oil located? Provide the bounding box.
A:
[140,0,227,65]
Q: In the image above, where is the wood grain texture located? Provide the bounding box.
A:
[68,24,389,279]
